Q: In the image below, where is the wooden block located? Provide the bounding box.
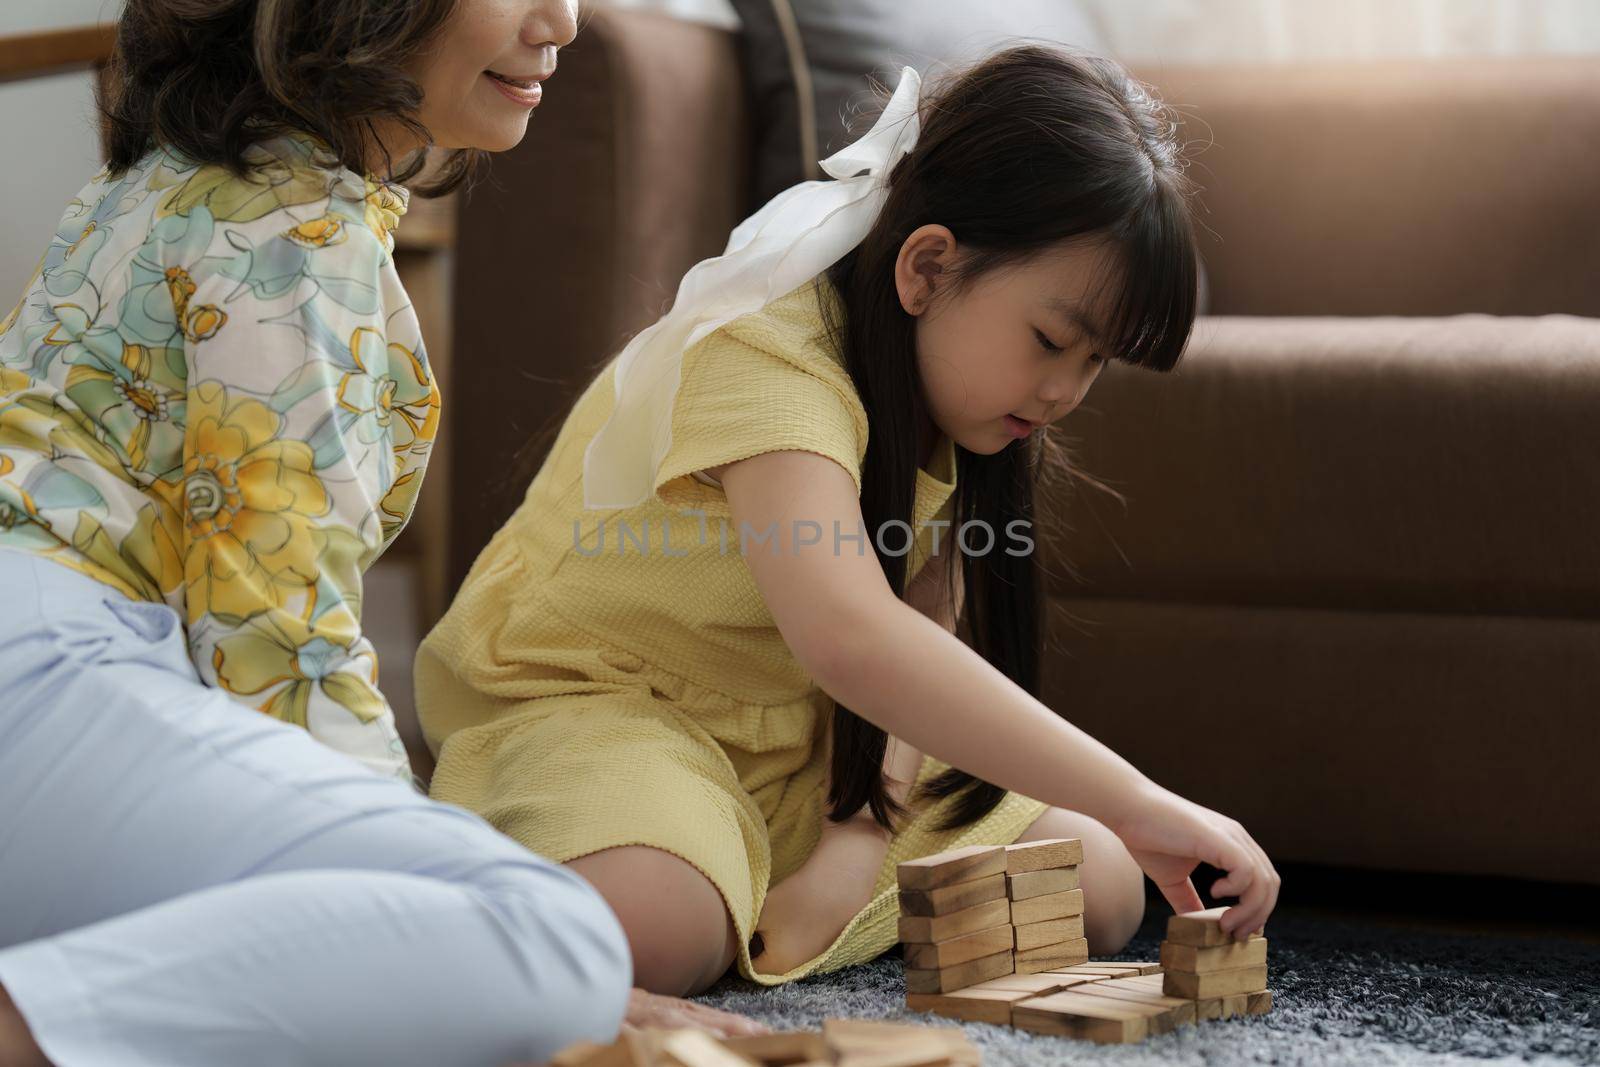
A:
[1247,989,1274,1015]
[1160,937,1268,973]
[1005,866,1080,899]
[1162,964,1269,1000]
[1004,838,1084,875]
[1118,973,1172,991]
[904,948,1014,994]
[898,873,1006,917]
[1052,963,1154,978]
[1069,982,1196,1030]
[721,1033,829,1066]
[906,987,1033,1026]
[1012,991,1150,1044]
[1014,915,1084,951]
[896,845,1006,891]
[897,897,1010,944]
[831,1037,958,1067]
[966,973,1078,995]
[902,924,1014,970]
[824,1020,978,1067]
[1015,937,1089,974]
[1220,993,1249,1019]
[662,1030,762,1067]
[1009,888,1084,925]
[1195,996,1223,1021]
[1164,906,1265,947]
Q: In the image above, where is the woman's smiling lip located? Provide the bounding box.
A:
[484,70,546,108]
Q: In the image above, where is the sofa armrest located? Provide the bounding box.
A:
[448,3,748,591]
[1132,57,1600,317]
[1044,313,1600,618]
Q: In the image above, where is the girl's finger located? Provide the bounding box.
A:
[1155,874,1204,917]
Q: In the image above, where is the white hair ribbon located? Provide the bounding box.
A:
[581,66,923,510]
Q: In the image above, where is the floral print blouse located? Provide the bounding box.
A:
[0,131,439,786]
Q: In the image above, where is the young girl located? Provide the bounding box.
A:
[0,0,766,1063]
[416,45,1280,998]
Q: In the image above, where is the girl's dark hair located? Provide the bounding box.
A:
[99,0,482,196]
[820,44,1201,832]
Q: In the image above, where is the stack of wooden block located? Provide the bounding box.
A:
[896,843,1274,1045]
[540,1018,981,1067]
[1004,839,1089,974]
[1159,906,1272,1020]
[896,845,1015,996]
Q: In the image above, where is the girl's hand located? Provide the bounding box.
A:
[621,988,772,1038]
[1108,781,1281,939]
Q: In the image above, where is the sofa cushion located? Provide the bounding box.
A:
[1043,313,1600,618]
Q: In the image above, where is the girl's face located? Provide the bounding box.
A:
[897,227,1114,458]
[409,0,579,153]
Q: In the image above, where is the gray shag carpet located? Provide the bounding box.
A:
[694,911,1600,1066]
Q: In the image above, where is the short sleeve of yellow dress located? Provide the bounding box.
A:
[414,272,1047,986]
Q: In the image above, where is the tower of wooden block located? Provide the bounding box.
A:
[896,845,1015,995]
[1004,839,1089,974]
[1159,907,1272,1019]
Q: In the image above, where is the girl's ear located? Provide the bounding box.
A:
[894,224,960,317]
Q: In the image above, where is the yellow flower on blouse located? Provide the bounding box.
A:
[182,381,329,621]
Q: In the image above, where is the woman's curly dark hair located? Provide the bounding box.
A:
[99,0,481,196]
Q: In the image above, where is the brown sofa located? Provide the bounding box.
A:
[444,5,1600,886]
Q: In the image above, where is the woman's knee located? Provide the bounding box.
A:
[1016,807,1146,955]
[565,846,739,996]
[474,858,634,1052]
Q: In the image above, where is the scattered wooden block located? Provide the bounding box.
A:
[1247,989,1273,1015]
[903,925,1014,970]
[898,874,1006,917]
[898,898,1011,945]
[1015,937,1089,974]
[1013,915,1084,951]
[1160,937,1268,972]
[1004,838,1084,875]
[905,987,1034,1026]
[1162,964,1269,1000]
[824,1020,978,1067]
[896,846,1007,891]
[1012,990,1150,1044]
[662,1030,762,1067]
[1164,906,1264,947]
[720,1033,829,1065]
[904,947,1014,994]
[1008,888,1084,926]
[1004,867,1080,900]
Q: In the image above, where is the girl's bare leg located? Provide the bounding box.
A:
[0,984,52,1067]
[750,737,922,974]
[1013,806,1147,953]
[565,846,741,997]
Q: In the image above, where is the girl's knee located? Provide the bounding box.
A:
[1018,807,1146,955]
[565,846,739,996]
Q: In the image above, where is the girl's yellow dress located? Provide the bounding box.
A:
[415,273,1048,985]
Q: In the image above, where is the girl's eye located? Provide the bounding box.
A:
[1034,328,1062,354]
[1089,352,1106,366]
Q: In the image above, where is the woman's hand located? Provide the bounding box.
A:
[621,988,771,1038]
[1106,781,1281,939]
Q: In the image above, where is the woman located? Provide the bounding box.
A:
[0,1,761,1063]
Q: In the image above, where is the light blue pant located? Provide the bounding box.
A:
[0,550,632,1067]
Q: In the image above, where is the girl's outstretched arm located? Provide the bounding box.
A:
[720,449,1280,939]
